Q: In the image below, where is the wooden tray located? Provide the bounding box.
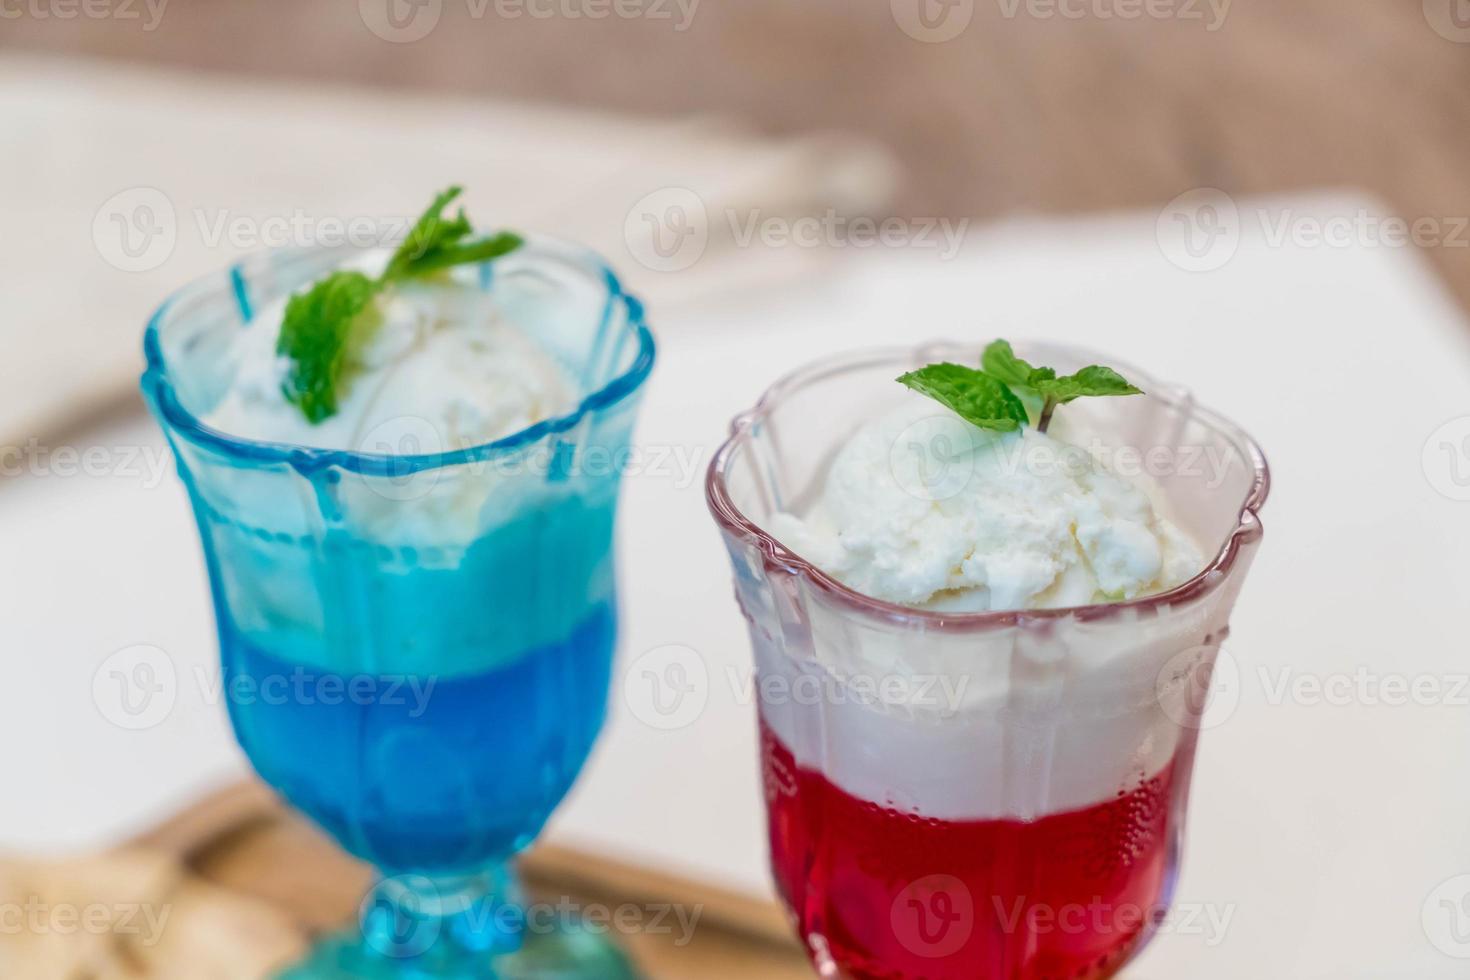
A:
[3,781,810,979]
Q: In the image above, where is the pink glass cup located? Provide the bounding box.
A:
[706,342,1269,980]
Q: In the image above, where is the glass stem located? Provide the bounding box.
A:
[359,864,526,971]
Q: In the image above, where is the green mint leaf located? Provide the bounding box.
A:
[980,339,1038,388]
[277,270,378,424]
[382,186,470,281]
[896,362,1030,432]
[981,339,1144,431]
[1031,364,1143,404]
[276,187,525,423]
[395,231,524,277]
[383,186,523,283]
[902,339,1144,434]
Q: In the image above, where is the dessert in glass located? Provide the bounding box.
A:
[141,193,654,978]
[706,341,1268,979]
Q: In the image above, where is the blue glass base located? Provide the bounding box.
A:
[278,871,640,980]
[279,925,639,980]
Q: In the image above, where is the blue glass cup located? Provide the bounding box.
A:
[142,240,654,978]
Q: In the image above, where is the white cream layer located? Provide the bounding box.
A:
[206,276,574,456]
[746,396,1217,821]
[770,399,1202,613]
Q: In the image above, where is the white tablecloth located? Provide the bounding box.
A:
[7,194,1470,977]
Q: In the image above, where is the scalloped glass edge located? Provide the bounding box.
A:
[705,341,1270,632]
[141,237,656,478]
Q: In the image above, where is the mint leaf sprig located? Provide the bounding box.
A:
[894,362,1029,432]
[898,340,1142,434]
[277,187,524,424]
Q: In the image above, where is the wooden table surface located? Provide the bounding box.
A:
[0,781,812,979]
[7,1,1470,310]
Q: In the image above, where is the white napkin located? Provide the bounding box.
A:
[0,53,898,450]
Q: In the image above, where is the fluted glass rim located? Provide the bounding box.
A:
[706,340,1270,631]
[141,237,656,477]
